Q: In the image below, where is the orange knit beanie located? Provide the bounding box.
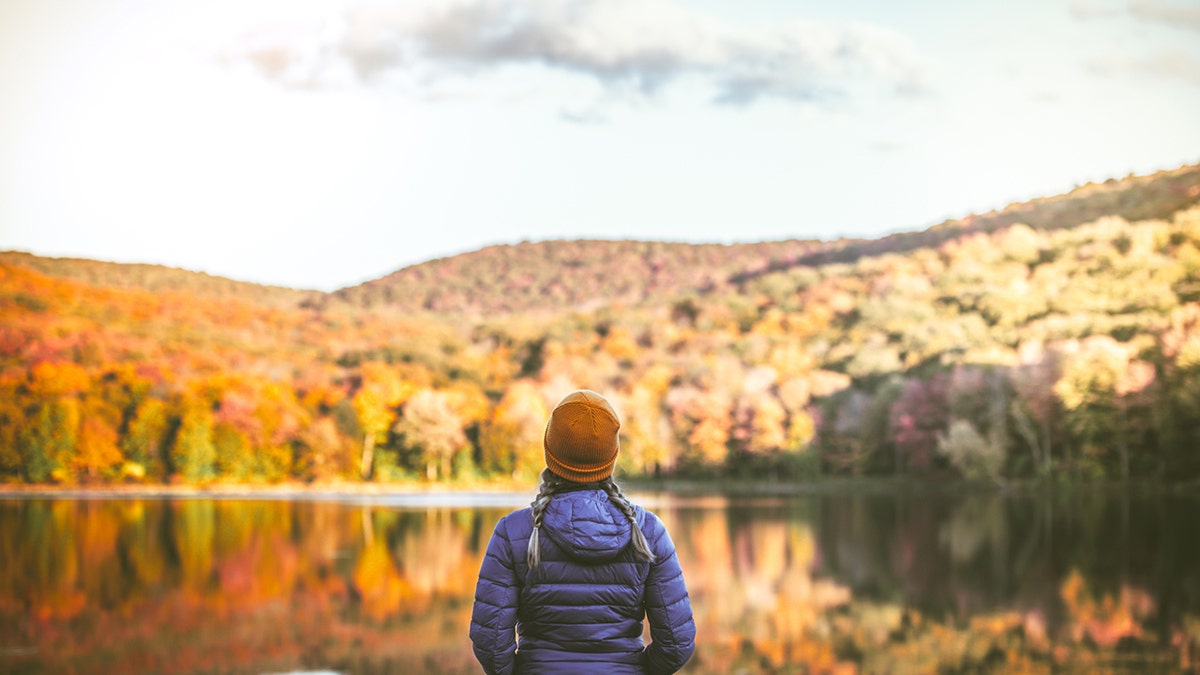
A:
[543,390,620,482]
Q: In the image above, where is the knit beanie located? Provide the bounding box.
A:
[544,390,620,482]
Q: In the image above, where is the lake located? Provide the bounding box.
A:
[1,487,1197,674]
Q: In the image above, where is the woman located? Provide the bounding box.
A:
[470,390,696,674]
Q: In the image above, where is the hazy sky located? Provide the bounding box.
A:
[1,0,1198,291]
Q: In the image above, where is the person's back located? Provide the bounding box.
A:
[470,390,696,674]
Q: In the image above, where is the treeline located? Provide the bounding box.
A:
[2,167,1200,485]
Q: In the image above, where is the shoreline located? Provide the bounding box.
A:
[0,481,543,508]
[2,476,1195,501]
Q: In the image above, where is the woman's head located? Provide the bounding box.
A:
[528,390,654,568]
[543,390,620,483]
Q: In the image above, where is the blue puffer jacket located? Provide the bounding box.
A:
[470,489,696,674]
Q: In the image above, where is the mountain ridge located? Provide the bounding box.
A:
[4,162,1199,315]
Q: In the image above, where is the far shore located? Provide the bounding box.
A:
[2,476,1195,502]
[0,481,547,508]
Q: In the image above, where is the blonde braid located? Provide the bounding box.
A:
[601,478,656,563]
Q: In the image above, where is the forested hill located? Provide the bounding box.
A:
[327,238,826,314]
[0,251,319,309]
[757,163,1200,272]
[6,163,1198,317]
[334,162,1200,314]
[4,161,1200,487]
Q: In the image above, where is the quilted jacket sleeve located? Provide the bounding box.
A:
[641,511,696,675]
[470,516,520,675]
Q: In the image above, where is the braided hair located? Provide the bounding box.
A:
[600,478,656,563]
[526,469,565,569]
[527,468,656,568]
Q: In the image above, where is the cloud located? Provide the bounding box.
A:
[1129,0,1200,31]
[1086,50,1200,82]
[220,0,931,108]
[1070,0,1200,30]
[1135,50,1200,81]
[1068,1,1123,19]
[1071,1,1200,85]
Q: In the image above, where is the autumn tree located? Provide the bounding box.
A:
[733,391,788,455]
[0,376,23,480]
[251,383,305,481]
[351,362,412,480]
[664,385,733,468]
[442,379,491,470]
[618,366,675,475]
[20,361,90,482]
[887,375,949,474]
[295,416,352,481]
[75,416,122,481]
[1054,336,1156,479]
[394,389,467,481]
[478,380,547,479]
[213,384,258,480]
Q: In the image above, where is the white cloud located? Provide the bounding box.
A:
[1068,1,1123,19]
[1086,50,1200,82]
[1071,0,1200,28]
[1070,0,1200,86]
[219,0,932,107]
[1129,0,1200,32]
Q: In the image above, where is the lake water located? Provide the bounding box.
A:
[1,487,1198,674]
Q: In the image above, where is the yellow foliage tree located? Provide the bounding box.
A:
[479,380,548,479]
[352,362,415,479]
[75,417,122,481]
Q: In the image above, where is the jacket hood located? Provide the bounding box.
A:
[541,489,632,563]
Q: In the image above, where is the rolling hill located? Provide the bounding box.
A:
[3,161,1200,486]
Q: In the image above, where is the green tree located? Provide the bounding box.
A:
[213,423,253,480]
[121,397,170,480]
[172,400,216,483]
[0,386,22,480]
[937,419,1004,484]
[19,399,80,483]
[1009,345,1060,478]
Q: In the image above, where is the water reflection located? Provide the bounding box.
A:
[0,490,1197,674]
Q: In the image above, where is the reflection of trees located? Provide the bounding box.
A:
[814,491,1166,622]
[353,525,406,621]
[172,500,215,592]
[0,500,497,674]
[395,510,474,603]
[671,501,851,671]
[0,495,1197,674]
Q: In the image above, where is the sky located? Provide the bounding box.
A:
[1,0,1199,291]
